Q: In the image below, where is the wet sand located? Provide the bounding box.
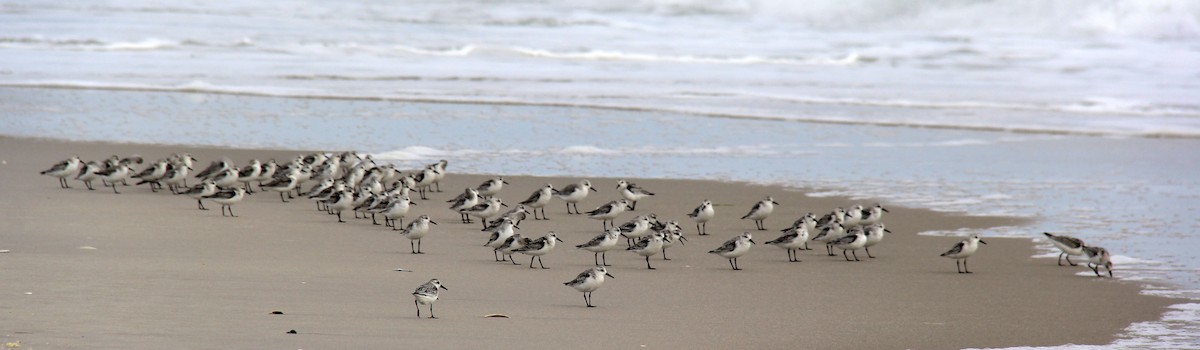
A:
[0,136,1170,349]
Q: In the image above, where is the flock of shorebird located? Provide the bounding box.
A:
[39,151,1116,315]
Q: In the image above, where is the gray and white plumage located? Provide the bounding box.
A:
[564,267,614,307]
[1082,245,1114,278]
[412,279,449,318]
[941,235,987,273]
[1043,232,1087,266]
[709,232,755,270]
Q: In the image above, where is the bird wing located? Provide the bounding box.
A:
[941,241,966,256]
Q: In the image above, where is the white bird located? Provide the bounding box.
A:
[831,227,868,261]
[687,199,715,235]
[941,235,987,274]
[554,180,596,215]
[709,232,756,270]
[378,196,417,229]
[520,184,555,220]
[210,168,240,189]
[576,228,622,266]
[156,162,191,194]
[412,166,440,200]
[131,160,168,192]
[447,188,480,224]
[180,181,218,210]
[811,222,846,256]
[40,156,83,189]
[844,204,865,227]
[261,174,299,202]
[616,179,655,210]
[1043,232,1086,266]
[816,208,846,229]
[400,214,435,254]
[658,221,687,260]
[1083,246,1114,278]
[96,164,133,194]
[626,232,666,270]
[741,196,779,231]
[459,197,508,229]
[325,190,355,223]
[617,215,653,246]
[586,199,632,230]
[496,233,528,265]
[412,279,449,319]
[484,218,520,261]
[236,159,262,193]
[475,177,508,199]
[75,161,103,190]
[429,159,448,192]
[193,158,231,180]
[203,187,247,217]
[493,204,530,227]
[513,232,564,269]
[860,203,889,225]
[765,226,809,262]
[863,224,891,258]
[564,267,615,308]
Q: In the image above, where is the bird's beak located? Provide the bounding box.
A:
[503,181,509,185]
[679,236,688,245]
[979,240,988,245]
[749,239,757,244]
[882,207,890,213]
[439,285,449,290]
[501,203,509,207]
[626,204,633,210]
[429,220,438,225]
[590,187,598,192]
[605,273,615,279]
[556,237,564,243]
[410,201,417,206]
[514,225,521,230]
[773,201,780,205]
[885,229,892,234]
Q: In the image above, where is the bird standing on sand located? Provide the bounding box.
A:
[862,224,890,258]
[554,180,596,214]
[412,279,448,319]
[96,164,133,194]
[1043,232,1086,266]
[1083,245,1114,278]
[514,232,564,269]
[520,184,555,220]
[261,174,299,202]
[709,233,756,270]
[765,226,808,262]
[688,199,715,235]
[576,228,621,266]
[203,187,247,217]
[447,188,480,223]
[460,197,507,229]
[941,235,987,274]
[484,218,519,261]
[658,221,686,260]
[400,215,434,254]
[832,227,868,262]
[475,177,507,199]
[741,196,779,230]
[587,199,632,230]
[41,156,83,189]
[626,232,666,270]
[616,179,655,210]
[565,267,615,308]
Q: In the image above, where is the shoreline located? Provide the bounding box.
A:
[0,135,1175,349]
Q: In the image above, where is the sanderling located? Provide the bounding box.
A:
[429,159,448,192]
[765,226,809,262]
[131,160,168,192]
[659,224,687,260]
[41,156,83,189]
[520,184,555,220]
[862,224,890,258]
[194,158,231,180]
[496,233,528,265]
[399,215,434,254]
[514,232,564,269]
[554,180,596,215]
[256,159,278,187]
[1083,246,1114,278]
[831,227,867,261]
[816,208,846,229]
[203,187,247,217]
[940,235,987,274]
[412,279,448,319]
[494,204,530,227]
[741,196,779,231]
[784,213,818,237]
[627,232,666,269]
[587,199,632,230]
[616,179,655,210]
[844,204,865,227]
[261,174,300,202]
[687,199,715,235]
[475,177,507,199]
[1043,232,1087,266]
[618,215,653,246]
[565,266,614,308]
[325,190,356,223]
[379,196,416,229]
[860,203,889,225]
[577,228,621,266]
[460,197,507,229]
[156,162,191,194]
[484,218,519,261]
[210,168,240,189]
[236,160,262,193]
[447,188,481,223]
[811,222,846,256]
[181,181,218,210]
[96,164,132,194]
[709,232,756,270]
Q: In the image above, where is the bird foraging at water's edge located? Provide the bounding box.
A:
[1083,245,1114,278]
[412,279,448,319]
[1043,232,1086,266]
[709,232,755,270]
[741,196,779,231]
[565,267,615,308]
[940,235,987,274]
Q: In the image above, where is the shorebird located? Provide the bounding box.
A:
[378,195,416,229]
[496,233,528,265]
[811,222,846,256]
[325,190,355,223]
[494,204,530,227]
[203,187,247,217]
[447,188,480,223]
[616,179,655,210]
[41,156,83,189]
[1083,246,1114,278]
[484,218,519,261]
[412,166,439,200]
[816,208,846,229]
[941,235,987,273]
[617,215,653,246]
[475,177,507,199]
[565,267,614,308]
[831,227,868,261]
[576,228,621,266]
[863,224,890,258]
[741,196,779,230]
[155,162,191,193]
[460,197,507,229]
[236,160,262,193]
[400,215,434,254]
[261,174,299,202]
[658,221,686,260]
[412,279,448,319]
[843,204,865,227]
[131,160,168,192]
[429,159,448,192]
[1043,232,1086,266]
[709,232,755,270]
[210,168,240,188]
[688,199,715,235]
[520,184,555,220]
[765,226,809,262]
[514,232,564,269]
[587,199,632,230]
[860,203,889,225]
[180,181,218,210]
[194,158,231,180]
[96,164,132,194]
[627,232,666,269]
[554,180,596,214]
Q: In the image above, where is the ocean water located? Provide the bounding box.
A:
[2,0,1200,347]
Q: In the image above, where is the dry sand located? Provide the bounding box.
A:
[0,136,1171,349]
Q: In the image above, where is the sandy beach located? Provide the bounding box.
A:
[0,135,1171,349]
